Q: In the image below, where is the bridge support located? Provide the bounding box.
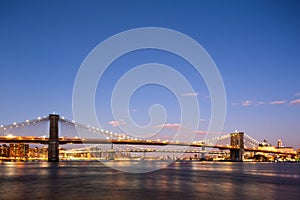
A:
[200,143,206,160]
[230,132,244,162]
[48,114,59,162]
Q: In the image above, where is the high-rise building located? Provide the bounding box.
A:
[9,143,29,158]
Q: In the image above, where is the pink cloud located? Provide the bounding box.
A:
[242,100,252,106]
[289,99,300,105]
[192,130,207,134]
[269,100,286,105]
[199,118,207,122]
[108,120,125,127]
[182,92,198,97]
[155,123,182,130]
[192,130,224,134]
[257,101,266,105]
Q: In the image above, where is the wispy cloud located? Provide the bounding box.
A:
[235,99,288,107]
[289,99,300,105]
[192,130,224,134]
[154,123,182,130]
[257,101,266,105]
[199,118,207,122]
[294,92,300,97]
[269,100,286,105]
[108,120,126,127]
[182,92,198,97]
[242,100,252,106]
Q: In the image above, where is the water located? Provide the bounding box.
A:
[0,161,299,200]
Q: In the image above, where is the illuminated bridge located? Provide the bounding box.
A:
[0,114,296,161]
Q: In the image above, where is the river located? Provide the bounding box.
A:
[0,161,299,200]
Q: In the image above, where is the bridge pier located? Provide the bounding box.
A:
[200,144,206,160]
[230,132,244,162]
[48,114,59,162]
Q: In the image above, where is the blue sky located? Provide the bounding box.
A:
[0,0,300,148]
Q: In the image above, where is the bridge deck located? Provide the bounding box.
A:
[0,136,296,155]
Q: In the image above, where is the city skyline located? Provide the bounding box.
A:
[0,1,300,148]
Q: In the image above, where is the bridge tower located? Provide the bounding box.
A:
[48,114,59,162]
[230,132,244,161]
[200,142,206,160]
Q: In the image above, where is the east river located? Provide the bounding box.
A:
[0,161,299,200]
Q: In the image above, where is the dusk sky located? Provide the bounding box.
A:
[0,1,300,148]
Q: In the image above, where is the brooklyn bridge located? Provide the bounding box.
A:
[0,114,296,162]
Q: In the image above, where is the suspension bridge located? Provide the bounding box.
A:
[0,114,296,162]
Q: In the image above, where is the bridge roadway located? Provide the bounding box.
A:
[0,136,296,155]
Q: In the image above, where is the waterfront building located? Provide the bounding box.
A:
[0,144,10,157]
[9,143,29,158]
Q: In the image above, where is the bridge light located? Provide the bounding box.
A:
[13,122,17,125]
[26,120,29,123]
[37,117,41,120]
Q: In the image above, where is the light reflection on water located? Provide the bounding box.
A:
[0,161,300,200]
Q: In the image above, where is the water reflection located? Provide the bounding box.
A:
[0,162,300,200]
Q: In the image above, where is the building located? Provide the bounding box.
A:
[9,143,29,158]
[0,144,10,157]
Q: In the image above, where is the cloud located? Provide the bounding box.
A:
[182,92,198,97]
[242,100,252,106]
[192,130,224,134]
[289,99,300,105]
[154,123,182,130]
[294,92,300,97]
[257,101,266,105]
[192,130,207,134]
[269,100,286,105]
[235,99,290,107]
[199,118,207,122]
[108,120,125,127]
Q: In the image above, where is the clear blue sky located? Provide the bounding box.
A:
[0,0,300,148]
